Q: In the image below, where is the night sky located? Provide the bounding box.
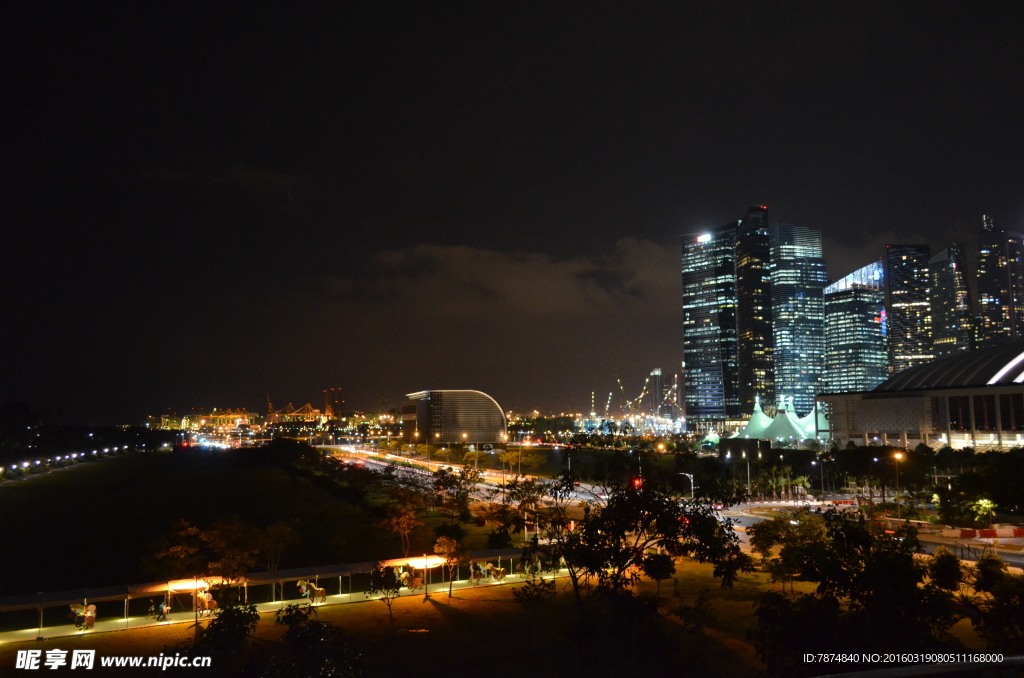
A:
[3,3,1023,424]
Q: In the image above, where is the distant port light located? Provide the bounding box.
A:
[697,234,712,243]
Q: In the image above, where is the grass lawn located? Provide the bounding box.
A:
[0,451,407,596]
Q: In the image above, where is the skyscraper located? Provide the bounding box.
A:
[647,368,663,415]
[886,245,933,374]
[681,224,740,422]
[770,223,827,415]
[929,244,974,357]
[735,206,773,414]
[976,215,1024,345]
[823,261,888,393]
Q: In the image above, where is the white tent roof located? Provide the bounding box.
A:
[761,407,806,442]
[734,396,774,439]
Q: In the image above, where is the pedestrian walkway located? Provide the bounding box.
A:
[0,569,566,645]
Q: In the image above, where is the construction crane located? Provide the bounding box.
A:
[604,392,613,418]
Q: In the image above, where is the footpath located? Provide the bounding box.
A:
[0,568,564,645]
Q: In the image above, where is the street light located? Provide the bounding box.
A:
[742,451,750,499]
[894,452,903,519]
[678,472,694,499]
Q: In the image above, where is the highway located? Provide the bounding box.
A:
[321,446,1024,569]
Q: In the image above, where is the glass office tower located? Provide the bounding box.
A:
[735,206,774,415]
[929,244,974,357]
[977,214,1024,345]
[682,224,740,422]
[886,244,933,374]
[823,261,888,393]
[770,223,827,415]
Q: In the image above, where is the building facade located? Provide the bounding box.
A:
[817,339,1024,450]
[886,244,933,374]
[823,261,889,394]
[929,244,974,358]
[681,224,740,422]
[976,214,1024,345]
[401,390,507,444]
[735,206,774,415]
[770,223,827,415]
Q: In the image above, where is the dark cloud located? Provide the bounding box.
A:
[2,3,1024,422]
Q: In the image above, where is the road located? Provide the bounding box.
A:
[321,447,1024,568]
[724,501,1024,569]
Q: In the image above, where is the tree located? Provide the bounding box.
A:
[750,510,965,677]
[190,600,260,664]
[432,467,482,522]
[969,498,997,528]
[259,604,365,677]
[254,521,299,601]
[367,565,403,627]
[376,505,422,557]
[541,450,751,610]
[973,574,1024,653]
[748,517,786,566]
[926,546,964,592]
[973,552,1008,594]
[500,447,545,475]
[150,519,206,579]
[433,536,467,598]
[202,517,259,585]
[641,552,676,598]
[673,586,715,631]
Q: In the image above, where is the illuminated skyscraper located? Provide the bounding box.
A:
[770,223,826,415]
[681,224,740,422]
[735,206,773,414]
[976,215,1024,345]
[823,261,888,393]
[647,368,663,415]
[929,244,974,357]
[886,245,933,374]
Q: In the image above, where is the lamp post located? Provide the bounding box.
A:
[463,432,472,470]
[678,472,694,500]
[742,451,750,500]
[894,452,903,519]
[500,433,508,496]
[432,432,439,470]
[813,454,825,500]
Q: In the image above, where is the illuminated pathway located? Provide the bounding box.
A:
[0,568,569,645]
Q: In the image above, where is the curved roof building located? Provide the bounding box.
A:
[873,338,1024,392]
[817,339,1024,450]
[402,390,507,445]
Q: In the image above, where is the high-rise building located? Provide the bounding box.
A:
[659,374,676,418]
[735,206,774,414]
[681,224,740,422]
[823,261,888,393]
[770,223,827,415]
[886,245,933,374]
[976,215,1024,345]
[647,368,663,415]
[929,244,974,358]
